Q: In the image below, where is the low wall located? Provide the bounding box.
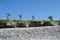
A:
[0,26,60,40]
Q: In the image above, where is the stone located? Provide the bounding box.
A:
[0,21,6,28]
[42,21,54,26]
[0,26,60,40]
[29,21,41,27]
[16,23,26,27]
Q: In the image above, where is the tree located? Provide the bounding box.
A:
[32,15,35,21]
[48,16,53,21]
[6,13,16,27]
[6,13,11,21]
[19,14,22,21]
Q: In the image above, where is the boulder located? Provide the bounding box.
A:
[0,21,6,28]
[16,22,26,27]
[29,21,42,27]
[42,21,54,26]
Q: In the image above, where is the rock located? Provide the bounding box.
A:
[29,21,41,27]
[0,21,6,28]
[42,21,54,26]
[16,22,26,27]
[0,26,60,40]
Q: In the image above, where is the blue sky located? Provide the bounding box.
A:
[0,0,60,20]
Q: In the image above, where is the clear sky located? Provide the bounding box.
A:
[0,0,60,20]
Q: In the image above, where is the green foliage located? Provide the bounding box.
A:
[6,13,11,21]
[32,15,35,20]
[19,14,22,21]
[48,16,53,21]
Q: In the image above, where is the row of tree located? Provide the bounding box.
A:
[6,13,53,21]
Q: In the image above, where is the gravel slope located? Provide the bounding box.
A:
[0,26,60,40]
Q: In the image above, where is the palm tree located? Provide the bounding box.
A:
[19,14,22,21]
[6,13,16,27]
[48,16,53,21]
[32,15,35,21]
[6,13,11,21]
